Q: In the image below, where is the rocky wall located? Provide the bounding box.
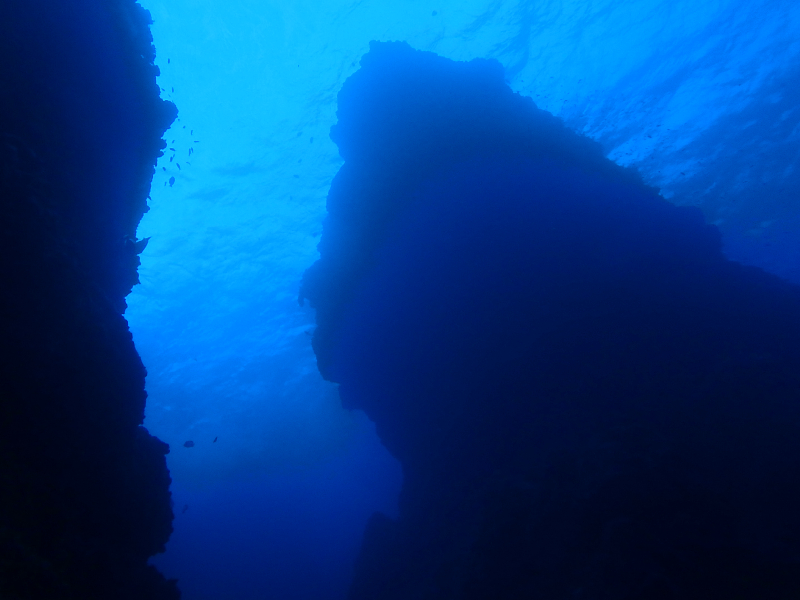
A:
[1,1,178,597]
[303,42,800,600]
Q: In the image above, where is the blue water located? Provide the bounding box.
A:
[127,1,800,598]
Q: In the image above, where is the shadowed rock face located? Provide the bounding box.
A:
[1,1,178,598]
[302,42,800,599]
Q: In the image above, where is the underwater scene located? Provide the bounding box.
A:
[48,0,800,598]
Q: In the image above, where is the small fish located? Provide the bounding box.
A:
[176,163,181,170]
[183,440,194,448]
[168,58,171,64]
[169,176,175,187]
[171,87,174,93]
[213,436,218,443]
[181,504,188,514]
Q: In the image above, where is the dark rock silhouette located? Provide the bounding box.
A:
[302,42,800,599]
[1,1,178,598]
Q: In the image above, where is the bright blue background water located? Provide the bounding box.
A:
[127,1,800,598]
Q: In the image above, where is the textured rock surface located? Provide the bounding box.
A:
[1,1,178,598]
[303,42,800,599]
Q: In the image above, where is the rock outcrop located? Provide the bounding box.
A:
[1,1,178,597]
[303,42,800,599]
